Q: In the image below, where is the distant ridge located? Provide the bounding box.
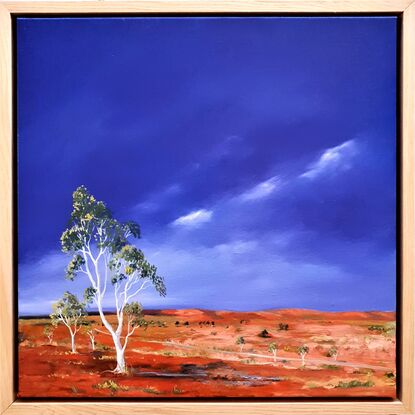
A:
[19,308,395,320]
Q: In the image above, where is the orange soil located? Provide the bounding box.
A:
[18,309,396,398]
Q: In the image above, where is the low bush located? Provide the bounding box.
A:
[95,380,129,394]
[258,329,271,338]
[142,385,161,395]
[336,380,374,388]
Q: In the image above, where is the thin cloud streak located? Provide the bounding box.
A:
[239,176,281,202]
[300,139,358,180]
[172,209,213,227]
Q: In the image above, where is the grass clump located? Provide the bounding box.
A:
[142,385,161,395]
[368,323,395,336]
[321,364,339,370]
[336,380,374,388]
[172,385,183,394]
[96,380,129,394]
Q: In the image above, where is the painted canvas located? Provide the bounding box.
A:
[17,17,397,398]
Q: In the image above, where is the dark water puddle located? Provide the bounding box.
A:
[131,362,282,383]
[131,369,207,378]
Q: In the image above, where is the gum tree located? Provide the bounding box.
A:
[236,336,245,352]
[268,342,278,362]
[61,186,166,373]
[43,324,54,345]
[50,292,86,353]
[82,321,96,351]
[297,345,309,366]
[327,346,338,361]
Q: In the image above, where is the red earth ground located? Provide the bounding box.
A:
[18,308,396,398]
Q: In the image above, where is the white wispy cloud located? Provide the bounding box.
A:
[133,183,182,213]
[239,176,280,202]
[300,139,358,180]
[172,209,213,227]
[214,240,258,254]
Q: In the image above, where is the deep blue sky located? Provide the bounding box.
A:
[17,17,397,315]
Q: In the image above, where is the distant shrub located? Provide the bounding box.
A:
[258,329,271,338]
[278,323,289,331]
[183,321,189,326]
[336,380,374,388]
[96,343,110,351]
[175,321,180,326]
[368,324,386,332]
[18,331,27,344]
[385,371,396,379]
[321,364,339,370]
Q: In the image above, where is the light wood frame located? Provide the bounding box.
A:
[0,1,414,414]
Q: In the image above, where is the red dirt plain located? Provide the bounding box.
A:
[18,309,396,398]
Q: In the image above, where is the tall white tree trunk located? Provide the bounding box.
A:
[301,354,305,366]
[113,334,126,373]
[70,331,76,353]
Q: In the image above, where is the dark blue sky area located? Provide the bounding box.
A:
[17,17,397,314]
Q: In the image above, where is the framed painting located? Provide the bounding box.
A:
[0,1,414,414]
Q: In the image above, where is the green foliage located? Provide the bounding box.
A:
[321,364,339,370]
[43,325,53,336]
[50,292,86,326]
[95,380,129,394]
[236,336,245,345]
[297,345,309,356]
[367,322,396,337]
[335,380,374,388]
[124,301,144,327]
[83,286,97,303]
[61,185,141,261]
[327,346,338,358]
[109,245,166,296]
[65,254,85,281]
[268,342,277,353]
[142,385,161,394]
[368,324,386,332]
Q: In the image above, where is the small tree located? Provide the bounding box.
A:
[236,336,245,352]
[327,346,338,361]
[50,292,86,353]
[297,345,309,366]
[122,302,144,351]
[268,342,278,362]
[82,321,96,351]
[43,325,54,344]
